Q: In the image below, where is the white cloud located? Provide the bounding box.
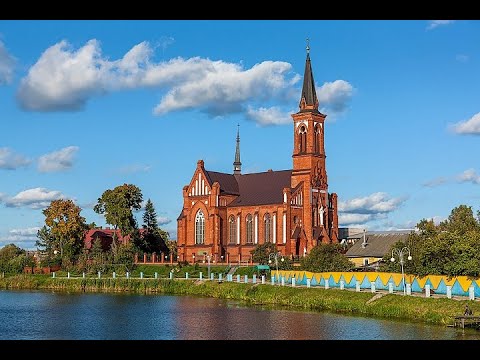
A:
[0,40,15,85]
[0,147,31,170]
[157,216,171,226]
[450,112,480,135]
[38,146,79,172]
[427,20,455,30]
[246,106,294,126]
[4,227,41,241]
[380,220,417,231]
[457,168,480,184]
[317,80,353,115]
[456,54,469,63]
[157,36,175,52]
[153,60,296,116]
[338,213,382,226]
[422,176,448,187]
[338,192,406,214]
[17,39,298,117]
[117,164,152,174]
[338,192,406,227]
[2,187,67,209]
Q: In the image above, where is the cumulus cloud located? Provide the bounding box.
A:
[0,40,15,85]
[338,192,406,227]
[38,146,79,172]
[246,106,294,126]
[317,80,353,115]
[380,220,417,231]
[157,216,171,226]
[0,147,31,170]
[450,112,480,135]
[422,176,448,187]
[338,192,406,214]
[1,187,67,209]
[426,20,455,30]
[17,39,298,117]
[1,227,41,242]
[457,168,480,184]
[117,164,152,174]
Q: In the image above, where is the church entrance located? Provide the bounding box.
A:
[295,238,301,257]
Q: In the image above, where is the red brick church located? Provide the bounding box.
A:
[176,47,338,263]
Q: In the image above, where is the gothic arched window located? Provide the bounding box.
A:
[246,214,253,244]
[314,125,321,154]
[195,210,205,244]
[264,213,271,243]
[298,125,307,154]
[229,216,236,244]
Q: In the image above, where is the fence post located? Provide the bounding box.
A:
[98,271,101,279]
[112,272,115,279]
[356,280,361,292]
[252,274,256,284]
[340,280,345,290]
[52,272,55,278]
[325,279,329,290]
[126,272,130,279]
[271,276,275,285]
[200,272,203,280]
[169,271,173,280]
[140,272,143,279]
[406,283,412,295]
[154,272,158,279]
[388,282,393,294]
[261,275,265,284]
[425,284,431,298]
[371,283,376,293]
[281,277,285,286]
[67,272,70,279]
[219,273,223,282]
[211,273,215,281]
[237,274,241,283]
[307,278,311,288]
[82,272,85,279]
[469,286,475,300]
[292,278,296,287]
[446,285,452,299]
[185,272,189,279]
[244,275,248,283]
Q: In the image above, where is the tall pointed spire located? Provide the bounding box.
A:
[299,38,319,111]
[233,124,241,175]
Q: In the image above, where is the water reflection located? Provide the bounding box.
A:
[0,290,478,340]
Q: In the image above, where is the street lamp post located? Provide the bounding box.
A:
[203,252,212,278]
[390,247,412,295]
[268,252,284,284]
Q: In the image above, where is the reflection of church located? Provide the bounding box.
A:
[176,46,339,263]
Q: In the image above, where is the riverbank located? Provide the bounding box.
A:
[1,275,477,326]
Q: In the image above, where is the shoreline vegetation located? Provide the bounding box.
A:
[1,273,478,328]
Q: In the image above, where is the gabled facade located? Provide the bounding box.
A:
[177,46,339,263]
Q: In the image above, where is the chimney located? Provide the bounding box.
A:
[361,229,367,248]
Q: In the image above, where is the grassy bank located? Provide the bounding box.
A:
[0,274,476,326]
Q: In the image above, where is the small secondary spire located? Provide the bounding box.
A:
[233,124,241,175]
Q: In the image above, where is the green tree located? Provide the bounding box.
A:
[439,205,479,236]
[135,199,169,254]
[0,244,34,274]
[250,242,292,270]
[37,199,87,266]
[94,184,143,254]
[300,243,354,272]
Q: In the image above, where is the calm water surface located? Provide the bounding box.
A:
[0,290,478,340]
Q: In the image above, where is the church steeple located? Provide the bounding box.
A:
[299,39,319,111]
[233,124,241,175]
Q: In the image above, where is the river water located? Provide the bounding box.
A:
[0,290,477,340]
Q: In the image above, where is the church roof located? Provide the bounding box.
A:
[205,171,239,195]
[230,169,292,206]
[205,169,292,206]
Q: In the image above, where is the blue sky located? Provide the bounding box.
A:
[1,20,479,249]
